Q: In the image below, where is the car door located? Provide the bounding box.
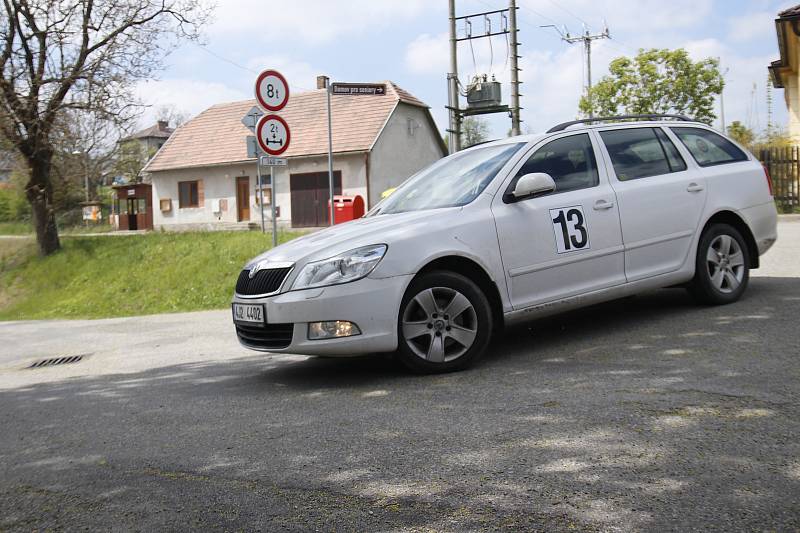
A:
[597,126,707,282]
[491,132,626,310]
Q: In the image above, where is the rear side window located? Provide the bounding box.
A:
[600,128,685,181]
[513,133,599,194]
[671,127,748,167]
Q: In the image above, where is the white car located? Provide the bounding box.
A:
[232,116,778,373]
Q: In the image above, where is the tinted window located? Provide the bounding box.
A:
[513,133,599,194]
[655,129,687,172]
[600,128,681,181]
[671,127,748,167]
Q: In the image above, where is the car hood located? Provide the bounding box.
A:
[245,207,461,268]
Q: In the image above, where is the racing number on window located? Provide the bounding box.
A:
[549,206,590,254]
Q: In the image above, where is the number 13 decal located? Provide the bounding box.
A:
[549,206,590,254]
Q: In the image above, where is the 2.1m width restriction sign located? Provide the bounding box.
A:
[255,69,289,111]
[256,114,291,156]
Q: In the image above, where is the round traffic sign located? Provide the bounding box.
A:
[255,69,289,111]
[256,114,291,156]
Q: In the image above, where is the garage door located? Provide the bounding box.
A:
[289,171,342,227]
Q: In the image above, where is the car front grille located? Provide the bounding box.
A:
[235,323,294,350]
[235,266,292,296]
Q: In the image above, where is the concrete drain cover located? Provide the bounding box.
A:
[28,355,85,369]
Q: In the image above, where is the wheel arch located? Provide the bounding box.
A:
[414,255,505,333]
[701,210,759,268]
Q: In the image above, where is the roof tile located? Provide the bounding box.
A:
[146,81,429,172]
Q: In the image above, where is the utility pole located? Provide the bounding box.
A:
[447,0,461,154]
[561,25,610,118]
[509,0,521,136]
[447,2,519,150]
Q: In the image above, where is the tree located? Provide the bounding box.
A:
[462,117,490,148]
[580,49,724,124]
[0,0,210,255]
[726,121,755,147]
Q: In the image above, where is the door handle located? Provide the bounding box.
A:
[687,183,704,193]
[593,199,614,210]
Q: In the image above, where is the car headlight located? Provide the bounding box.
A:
[291,244,387,290]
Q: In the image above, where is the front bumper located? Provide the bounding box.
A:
[232,274,413,356]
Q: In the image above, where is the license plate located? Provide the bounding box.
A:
[232,303,265,325]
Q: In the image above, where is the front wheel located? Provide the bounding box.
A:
[688,223,750,305]
[396,271,493,373]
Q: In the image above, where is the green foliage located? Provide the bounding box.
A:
[580,48,724,124]
[0,188,29,222]
[0,230,303,320]
[114,140,155,183]
[727,121,755,147]
[462,117,490,147]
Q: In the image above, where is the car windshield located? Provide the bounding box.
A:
[371,143,525,215]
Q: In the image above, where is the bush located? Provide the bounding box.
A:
[0,188,29,222]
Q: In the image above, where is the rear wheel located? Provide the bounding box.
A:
[688,223,750,305]
[396,271,492,373]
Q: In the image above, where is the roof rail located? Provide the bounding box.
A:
[546,114,693,133]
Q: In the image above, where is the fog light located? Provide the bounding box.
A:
[308,321,361,340]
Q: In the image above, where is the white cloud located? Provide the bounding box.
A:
[517,0,714,33]
[134,79,248,128]
[405,33,449,75]
[209,0,434,45]
[245,55,322,92]
[727,10,775,43]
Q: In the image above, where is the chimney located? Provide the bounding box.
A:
[157,120,168,131]
[316,75,329,90]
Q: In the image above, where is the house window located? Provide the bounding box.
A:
[178,180,200,208]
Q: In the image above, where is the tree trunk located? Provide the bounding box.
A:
[26,151,61,256]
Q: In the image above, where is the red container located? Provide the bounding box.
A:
[329,195,365,224]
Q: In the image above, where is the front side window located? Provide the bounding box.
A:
[511,133,599,194]
[671,127,748,167]
[600,127,686,181]
[179,180,199,208]
[372,142,524,215]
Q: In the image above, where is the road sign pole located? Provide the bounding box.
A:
[270,165,277,248]
[326,78,335,226]
[257,161,265,234]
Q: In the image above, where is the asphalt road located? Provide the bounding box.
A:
[1,221,799,532]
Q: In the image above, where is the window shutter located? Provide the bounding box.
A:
[197,180,205,207]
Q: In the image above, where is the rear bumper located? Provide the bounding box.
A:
[232,274,413,356]
[741,201,778,257]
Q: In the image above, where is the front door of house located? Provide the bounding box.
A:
[236,176,250,222]
[126,198,138,230]
[289,171,342,227]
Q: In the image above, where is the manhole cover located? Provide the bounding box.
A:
[28,355,85,369]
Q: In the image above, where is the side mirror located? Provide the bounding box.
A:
[508,172,556,202]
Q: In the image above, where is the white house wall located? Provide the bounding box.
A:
[149,152,368,230]
[368,104,445,207]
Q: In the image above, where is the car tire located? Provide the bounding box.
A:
[688,223,750,305]
[396,271,493,373]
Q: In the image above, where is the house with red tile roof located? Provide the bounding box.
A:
[142,80,446,230]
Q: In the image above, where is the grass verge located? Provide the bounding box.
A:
[0,230,302,320]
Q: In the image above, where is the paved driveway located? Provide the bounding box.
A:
[1,221,799,531]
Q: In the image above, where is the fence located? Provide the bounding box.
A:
[757,146,800,211]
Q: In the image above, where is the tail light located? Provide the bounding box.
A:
[762,164,774,197]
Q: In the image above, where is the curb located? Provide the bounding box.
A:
[778,214,800,221]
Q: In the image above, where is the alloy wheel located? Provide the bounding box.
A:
[401,287,478,363]
[706,234,745,294]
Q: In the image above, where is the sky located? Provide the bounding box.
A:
[136,0,791,140]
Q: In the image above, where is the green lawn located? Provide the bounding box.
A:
[0,221,33,235]
[0,230,302,320]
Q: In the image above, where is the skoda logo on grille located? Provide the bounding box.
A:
[248,261,268,279]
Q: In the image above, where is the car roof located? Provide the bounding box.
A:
[476,119,713,150]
